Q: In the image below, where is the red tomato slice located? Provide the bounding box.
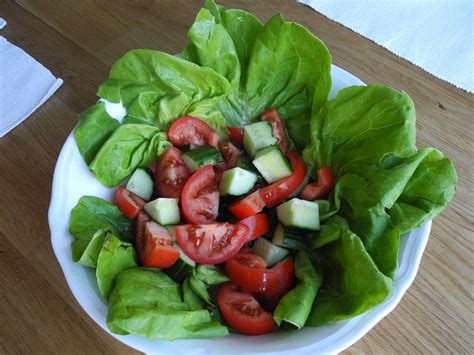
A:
[238,214,270,241]
[168,116,215,147]
[220,141,241,170]
[226,251,295,298]
[226,127,244,145]
[175,223,250,264]
[218,282,275,336]
[208,131,220,148]
[300,166,335,200]
[256,258,295,304]
[147,160,158,176]
[225,251,277,293]
[136,219,180,269]
[261,108,288,153]
[115,186,145,219]
[259,151,307,208]
[181,165,219,224]
[228,191,266,220]
[155,146,191,199]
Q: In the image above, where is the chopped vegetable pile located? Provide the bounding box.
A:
[68,0,457,340]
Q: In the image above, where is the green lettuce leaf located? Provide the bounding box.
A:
[186,265,229,306]
[307,221,393,326]
[273,252,322,328]
[183,0,331,147]
[69,196,132,261]
[389,148,457,233]
[97,49,230,129]
[107,268,228,339]
[74,102,120,165]
[89,123,171,187]
[96,233,137,301]
[304,84,416,177]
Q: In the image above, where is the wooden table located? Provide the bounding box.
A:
[1,0,472,353]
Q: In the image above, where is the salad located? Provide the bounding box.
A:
[68,0,457,340]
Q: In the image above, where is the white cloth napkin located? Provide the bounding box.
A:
[0,35,63,137]
[298,0,474,93]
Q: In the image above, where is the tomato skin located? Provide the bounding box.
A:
[228,191,266,220]
[226,127,244,145]
[175,223,250,264]
[261,108,288,153]
[259,151,307,208]
[155,146,191,199]
[218,283,275,336]
[136,217,180,269]
[238,214,270,241]
[220,141,241,170]
[226,251,295,299]
[208,132,220,148]
[168,116,215,147]
[300,166,335,200]
[225,252,277,293]
[181,165,219,224]
[115,186,145,219]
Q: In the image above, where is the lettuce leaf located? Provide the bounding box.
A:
[69,196,132,261]
[273,252,322,328]
[307,220,393,326]
[97,49,230,129]
[107,268,228,339]
[183,0,332,148]
[88,124,171,187]
[96,233,137,301]
[74,102,120,165]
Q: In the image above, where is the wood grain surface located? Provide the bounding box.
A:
[0,0,472,353]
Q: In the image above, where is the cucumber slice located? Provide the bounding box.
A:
[126,168,153,201]
[236,154,264,181]
[252,237,289,267]
[272,223,309,250]
[252,146,292,183]
[243,121,277,157]
[182,145,223,172]
[276,198,320,231]
[144,198,180,225]
[164,246,195,283]
[219,167,257,196]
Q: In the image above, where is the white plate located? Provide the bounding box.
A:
[48,65,431,354]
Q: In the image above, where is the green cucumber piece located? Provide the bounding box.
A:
[144,198,180,225]
[181,145,223,172]
[236,154,264,181]
[252,146,292,183]
[252,237,289,267]
[243,121,277,157]
[165,246,195,283]
[219,167,257,196]
[276,198,320,231]
[126,168,153,201]
[272,223,309,250]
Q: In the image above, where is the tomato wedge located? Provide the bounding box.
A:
[225,251,295,298]
[226,127,244,145]
[220,141,241,170]
[181,165,219,224]
[154,146,191,198]
[168,116,216,147]
[218,283,275,336]
[300,166,335,200]
[115,186,145,219]
[238,214,270,241]
[175,223,249,264]
[259,151,307,208]
[261,108,288,153]
[208,131,220,148]
[136,217,180,269]
[228,191,266,220]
